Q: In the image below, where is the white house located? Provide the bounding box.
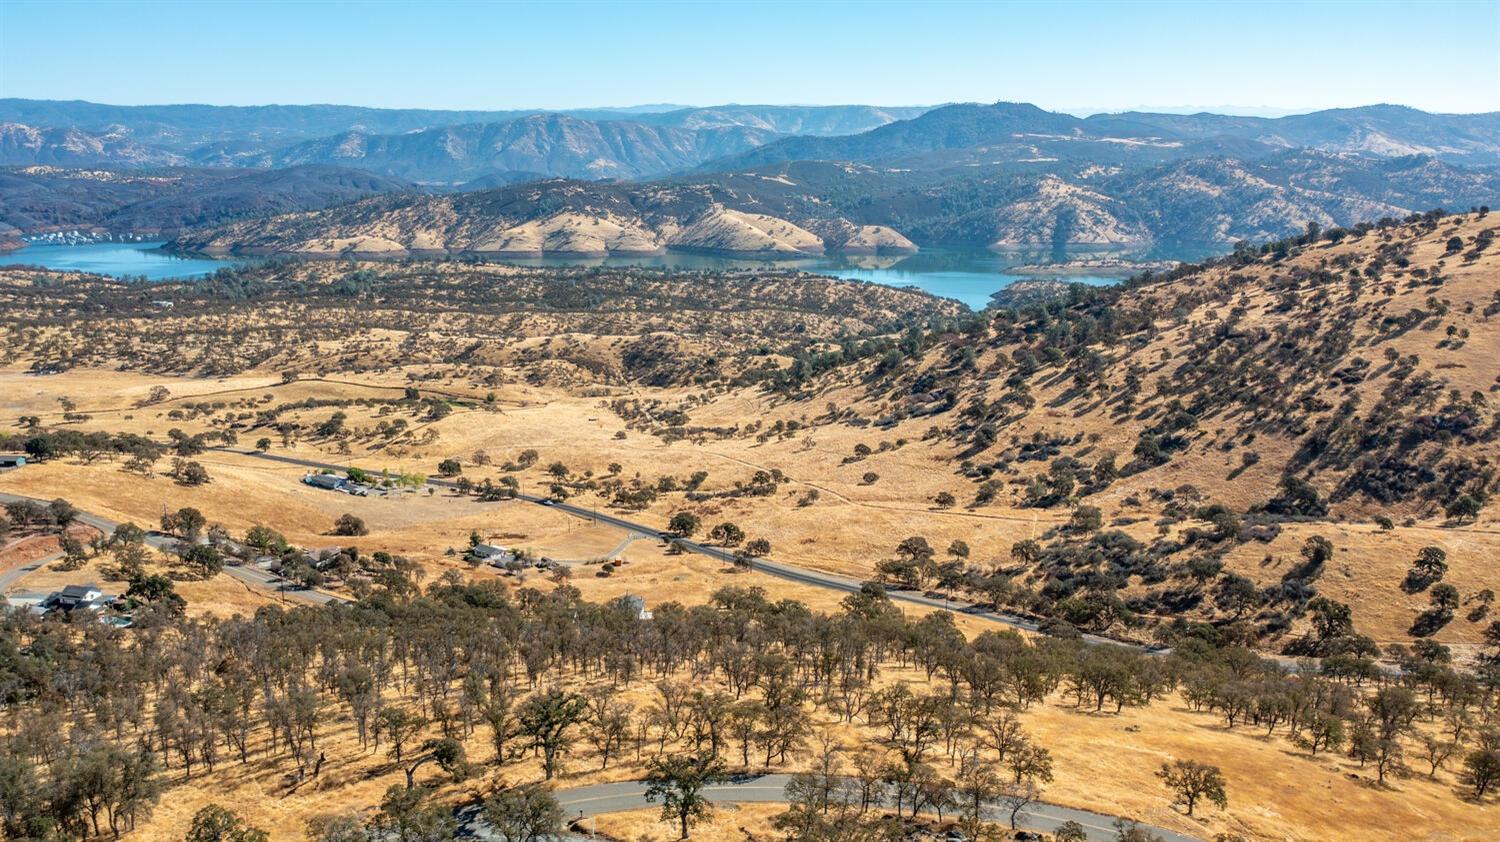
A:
[303,473,345,491]
[472,543,515,563]
[42,584,109,614]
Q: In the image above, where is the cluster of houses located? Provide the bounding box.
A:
[469,542,579,578]
[471,542,561,573]
[302,472,371,496]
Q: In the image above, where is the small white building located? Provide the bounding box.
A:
[473,544,515,563]
[303,473,345,491]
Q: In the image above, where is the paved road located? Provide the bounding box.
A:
[7,453,1389,674]
[221,560,348,605]
[0,492,144,594]
[229,449,1162,654]
[0,490,345,606]
[454,774,1199,842]
[0,548,63,593]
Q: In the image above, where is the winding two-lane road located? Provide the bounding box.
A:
[230,448,1158,652]
[11,451,1381,677]
[241,448,1397,677]
[454,774,1200,842]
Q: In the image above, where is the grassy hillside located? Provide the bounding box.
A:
[8,208,1500,660]
[171,155,1500,258]
[1,210,1498,842]
[674,209,1500,654]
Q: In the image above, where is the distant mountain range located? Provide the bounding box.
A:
[251,115,778,182]
[0,99,929,145]
[707,102,1500,171]
[4,99,1496,185]
[0,123,184,169]
[3,99,1496,259]
[0,100,931,182]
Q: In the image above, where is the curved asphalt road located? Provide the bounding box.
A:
[225,449,1162,653]
[240,448,1404,677]
[454,774,1199,842]
[11,450,1389,677]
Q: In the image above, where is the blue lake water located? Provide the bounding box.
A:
[798,256,1120,310]
[5,241,1141,309]
[5,241,250,281]
[474,248,1131,309]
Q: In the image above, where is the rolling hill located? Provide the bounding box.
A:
[169,171,918,258]
[635,208,1500,652]
[0,123,184,168]
[8,100,1497,261]
[171,152,1500,258]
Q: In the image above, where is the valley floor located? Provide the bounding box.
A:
[1,367,1497,841]
[4,366,1496,654]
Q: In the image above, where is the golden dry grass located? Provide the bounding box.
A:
[589,803,785,841]
[8,438,1486,838]
[2,215,1498,840]
[6,339,1499,649]
[113,658,1498,842]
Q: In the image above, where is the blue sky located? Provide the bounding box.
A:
[2,0,1497,114]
